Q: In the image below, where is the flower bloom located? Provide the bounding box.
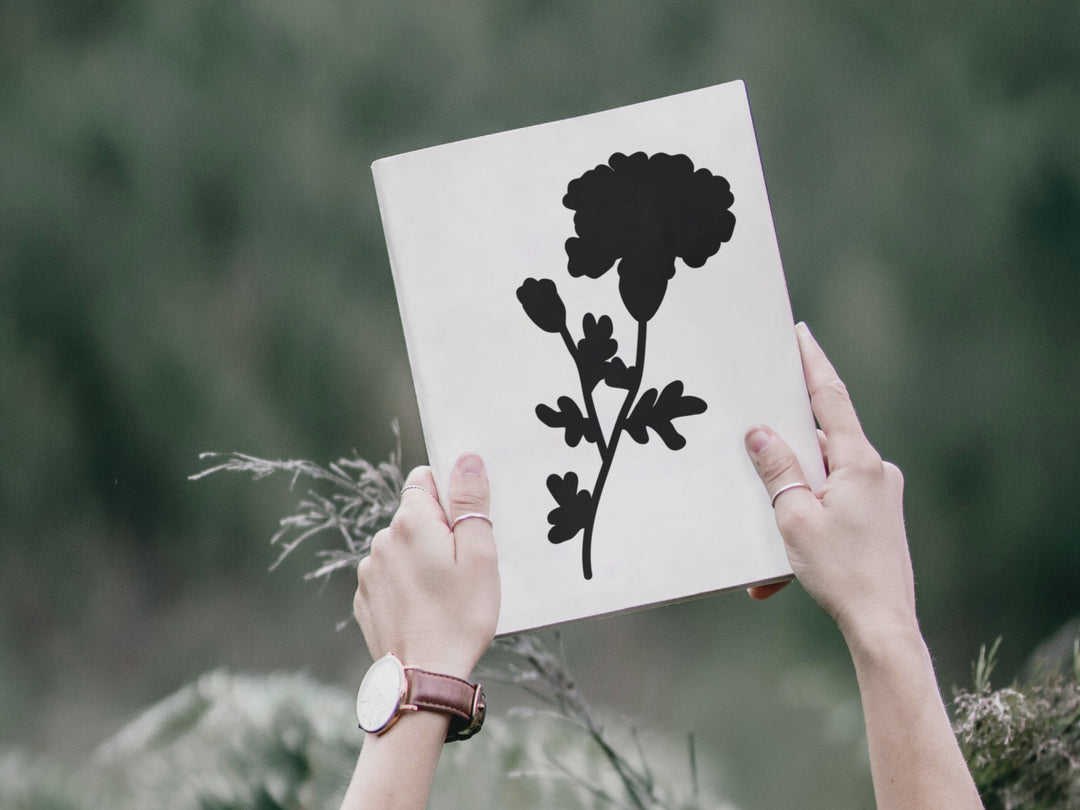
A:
[563,151,735,322]
[516,277,567,333]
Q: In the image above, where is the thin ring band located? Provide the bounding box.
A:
[401,484,438,501]
[451,512,493,530]
[771,482,811,508]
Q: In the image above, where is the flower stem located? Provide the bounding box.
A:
[580,320,647,579]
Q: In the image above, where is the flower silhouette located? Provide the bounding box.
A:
[564,152,736,322]
[518,152,734,579]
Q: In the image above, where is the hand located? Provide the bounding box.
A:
[744,323,916,644]
[353,453,501,680]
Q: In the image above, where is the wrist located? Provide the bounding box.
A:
[833,590,920,654]
[841,614,927,672]
[393,652,478,682]
[362,703,451,741]
[356,653,487,743]
[389,634,486,682]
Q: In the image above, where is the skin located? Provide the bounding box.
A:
[744,322,982,809]
[342,453,500,810]
[341,322,982,810]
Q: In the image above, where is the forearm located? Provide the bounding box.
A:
[340,711,451,810]
[844,623,983,810]
[345,455,499,809]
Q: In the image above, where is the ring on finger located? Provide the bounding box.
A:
[451,512,493,530]
[401,484,438,501]
[771,481,811,508]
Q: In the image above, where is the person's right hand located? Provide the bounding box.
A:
[744,323,916,644]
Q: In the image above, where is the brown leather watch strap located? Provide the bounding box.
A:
[404,668,486,742]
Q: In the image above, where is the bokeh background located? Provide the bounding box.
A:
[2,1,1078,807]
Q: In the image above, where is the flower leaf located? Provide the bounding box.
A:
[625,380,707,450]
[603,356,635,390]
[576,313,619,392]
[545,472,594,544]
[536,397,599,447]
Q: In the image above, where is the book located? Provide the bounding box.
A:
[372,80,826,636]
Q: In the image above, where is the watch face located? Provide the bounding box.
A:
[356,654,407,733]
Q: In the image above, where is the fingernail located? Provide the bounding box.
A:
[745,427,773,455]
[458,453,484,475]
[795,321,811,338]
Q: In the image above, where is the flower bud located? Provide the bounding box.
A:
[516,277,567,333]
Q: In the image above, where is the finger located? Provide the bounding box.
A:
[389,467,450,558]
[402,465,441,502]
[747,581,791,600]
[817,429,830,476]
[744,425,818,511]
[447,453,494,558]
[795,323,869,466]
[397,466,445,524]
[399,466,441,505]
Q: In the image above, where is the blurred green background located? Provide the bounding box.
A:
[2,1,1078,807]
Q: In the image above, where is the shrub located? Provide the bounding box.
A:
[953,636,1080,810]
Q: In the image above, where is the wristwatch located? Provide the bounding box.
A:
[355,653,486,742]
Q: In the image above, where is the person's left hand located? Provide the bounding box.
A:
[353,454,501,680]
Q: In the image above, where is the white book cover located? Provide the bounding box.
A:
[372,80,826,636]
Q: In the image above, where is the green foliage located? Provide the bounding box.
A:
[1,672,362,810]
[442,715,732,810]
[95,671,363,810]
[0,670,734,810]
[0,750,88,810]
[953,638,1080,809]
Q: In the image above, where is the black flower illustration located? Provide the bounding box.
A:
[564,151,735,322]
[545,473,594,544]
[516,277,567,333]
[518,152,734,580]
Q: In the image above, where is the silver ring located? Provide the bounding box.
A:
[771,482,811,508]
[401,484,438,501]
[451,512,493,530]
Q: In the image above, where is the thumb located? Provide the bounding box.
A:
[448,453,494,553]
[744,425,816,512]
[744,425,816,601]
